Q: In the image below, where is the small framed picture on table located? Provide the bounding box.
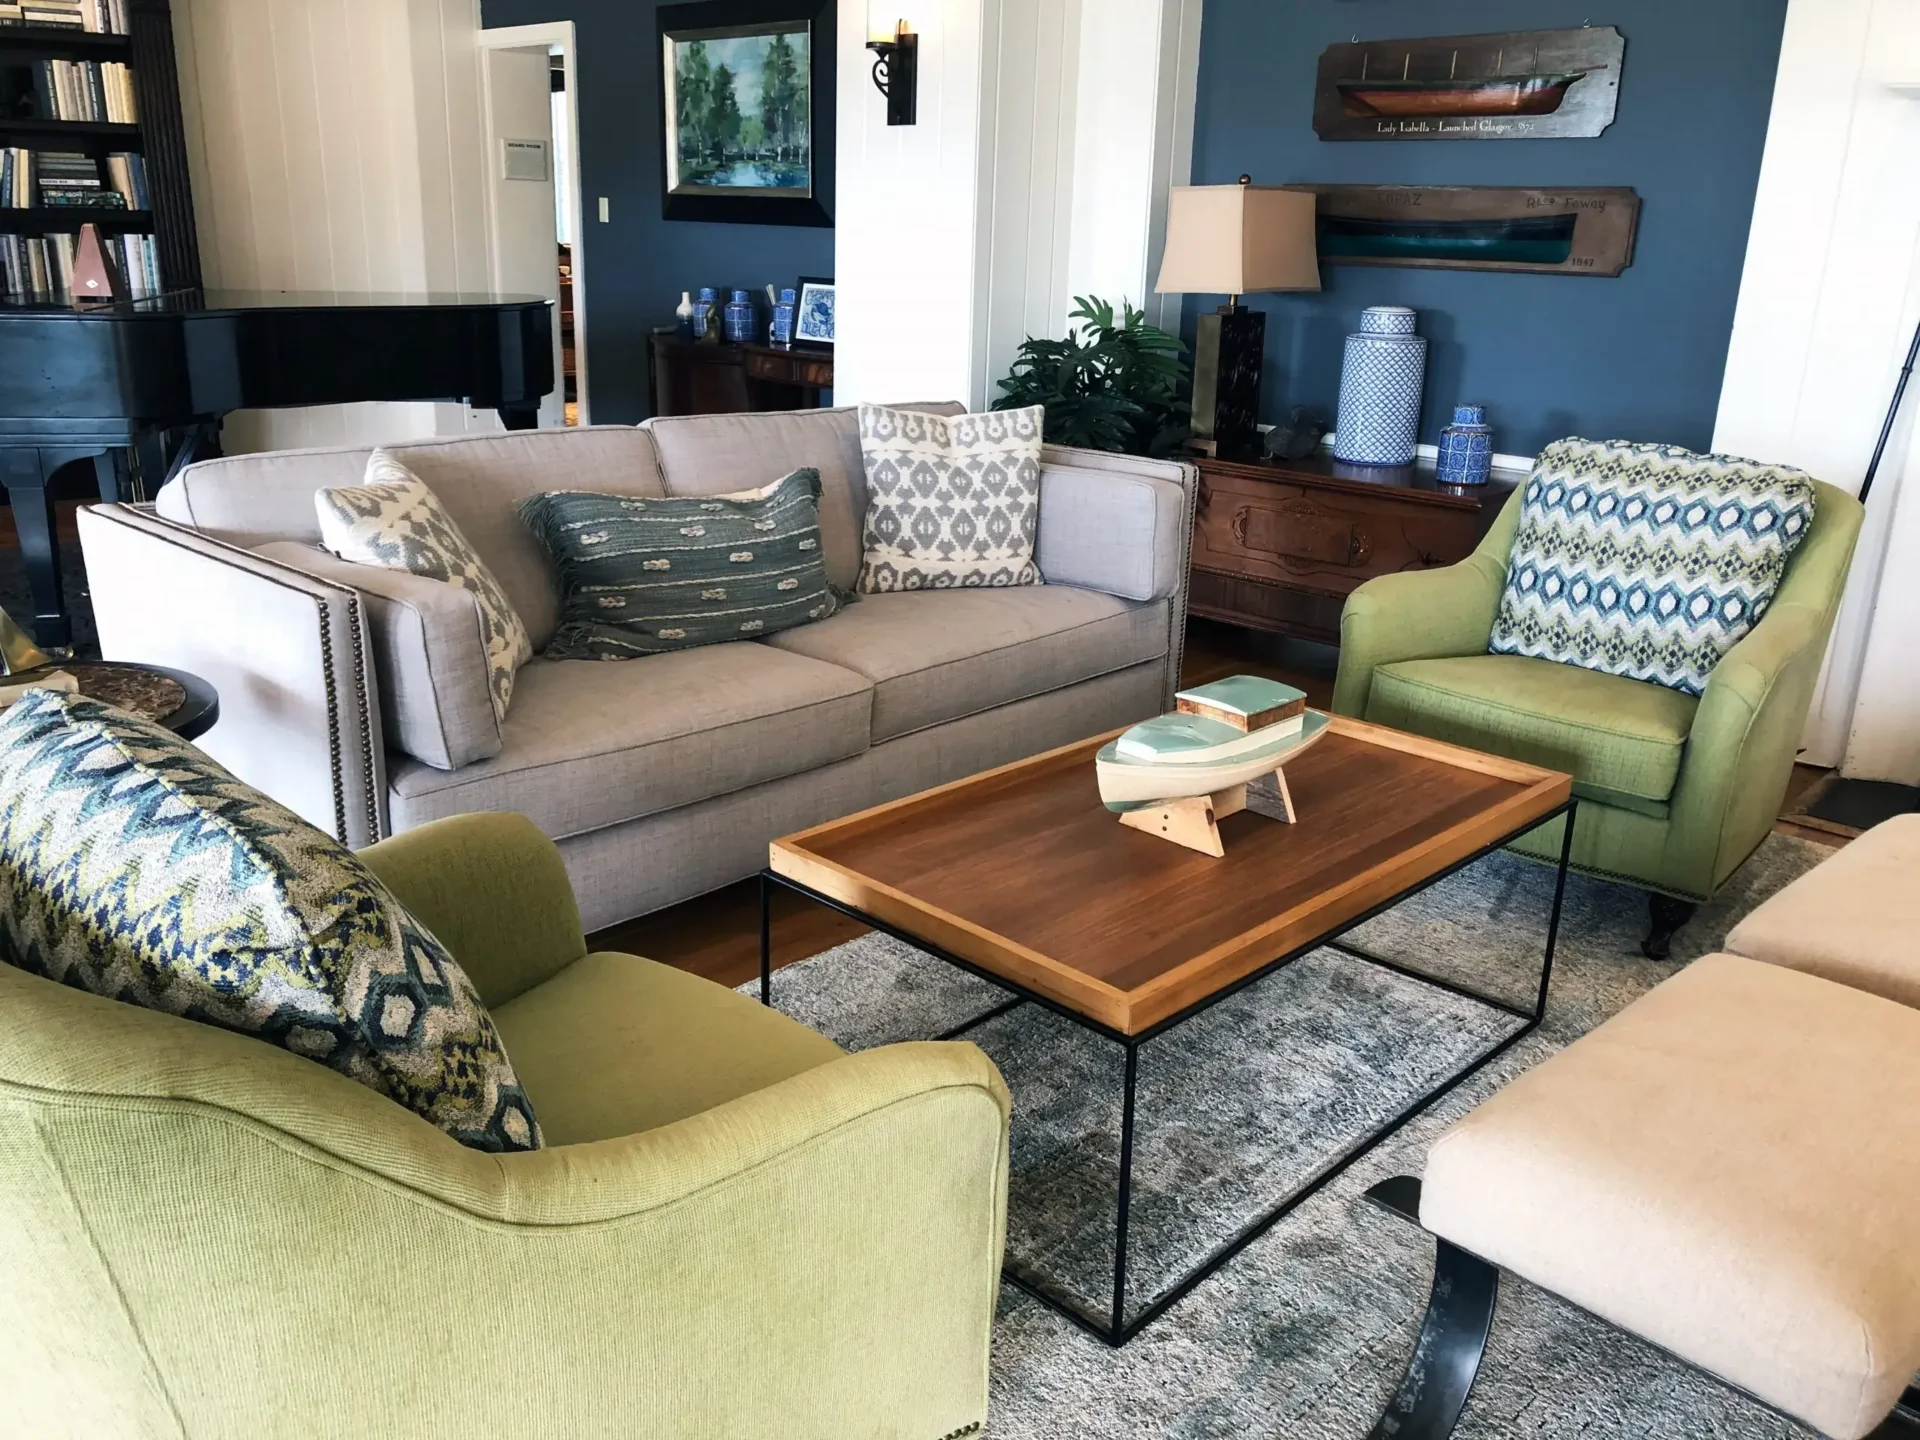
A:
[795,276,835,346]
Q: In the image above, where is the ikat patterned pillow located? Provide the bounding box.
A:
[1488,437,1817,696]
[517,467,845,659]
[315,451,532,722]
[0,689,542,1153]
[856,404,1043,592]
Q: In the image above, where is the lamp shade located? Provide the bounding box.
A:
[1154,185,1321,296]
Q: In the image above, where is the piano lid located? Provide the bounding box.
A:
[0,287,551,316]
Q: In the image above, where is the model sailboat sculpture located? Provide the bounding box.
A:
[1099,676,1328,857]
[1337,44,1590,119]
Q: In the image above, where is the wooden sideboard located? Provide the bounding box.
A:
[650,332,834,417]
[1190,452,1519,644]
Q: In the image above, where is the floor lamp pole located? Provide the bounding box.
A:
[1859,315,1920,506]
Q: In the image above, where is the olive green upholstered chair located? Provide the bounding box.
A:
[0,812,1010,1440]
[1333,481,1863,958]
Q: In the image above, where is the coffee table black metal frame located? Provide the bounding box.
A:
[759,799,1577,1348]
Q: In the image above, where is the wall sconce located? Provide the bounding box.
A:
[866,19,918,126]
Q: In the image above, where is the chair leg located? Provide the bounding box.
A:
[1368,1234,1499,1440]
[1642,893,1697,961]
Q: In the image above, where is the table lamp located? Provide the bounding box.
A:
[1155,178,1321,457]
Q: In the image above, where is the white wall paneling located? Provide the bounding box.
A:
[835,0,1202,411]
[171,0,503,452]
[1713,0,1920,779]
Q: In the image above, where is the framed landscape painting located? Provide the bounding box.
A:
[659,0,834,227]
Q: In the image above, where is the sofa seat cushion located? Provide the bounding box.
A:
[490,951,844,1142]
[1727,813,1920,1009]
[387,641,873,839]
[761,586,1169,743]
[1365,654,1696,816]
[1422,954,1920,1440]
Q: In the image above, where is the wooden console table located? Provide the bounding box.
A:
[1191,452,1519,644]
[650,333,834,417]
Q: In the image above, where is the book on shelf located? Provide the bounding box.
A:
[1,226,157,302]
[23,58,136,122]
[0,0,127,29]
[2,148,144,212]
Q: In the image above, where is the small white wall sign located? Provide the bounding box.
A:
[501,138,551,182]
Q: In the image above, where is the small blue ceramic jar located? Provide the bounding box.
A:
[770,288,797,347]
[1436,404,1494,486]
[724,289,754,342]
[692,287,718,339]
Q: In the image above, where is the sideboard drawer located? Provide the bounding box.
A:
[1194,472,1483,602]
[1234,501,1365,567]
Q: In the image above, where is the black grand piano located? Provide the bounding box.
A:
[0,288,555,648]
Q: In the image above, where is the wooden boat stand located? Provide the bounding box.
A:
[1118,767,1296,858]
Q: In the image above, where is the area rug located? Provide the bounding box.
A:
[750,833,1835,1439]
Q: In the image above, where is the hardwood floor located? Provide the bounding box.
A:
[591,618,1840,983]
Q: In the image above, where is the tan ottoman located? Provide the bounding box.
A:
[1393,954,1920,1440]
[1727,814,1920,1008]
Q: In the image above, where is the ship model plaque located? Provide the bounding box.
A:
[1314,26,1625,142]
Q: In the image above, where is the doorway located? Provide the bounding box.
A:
[479,21,590,428]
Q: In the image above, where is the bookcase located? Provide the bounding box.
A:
[0,0,199,300]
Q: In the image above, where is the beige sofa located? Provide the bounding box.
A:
[78,407,1196,930]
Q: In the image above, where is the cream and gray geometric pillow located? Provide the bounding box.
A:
[315,450,532,721]
[856,404,1044,592]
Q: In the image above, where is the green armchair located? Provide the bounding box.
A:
[1333,481,1864,957]
[0,813,1010,1440]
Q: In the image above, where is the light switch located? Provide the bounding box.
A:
[598,196,610,223]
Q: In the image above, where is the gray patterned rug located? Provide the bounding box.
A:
[750,832,1834,1439]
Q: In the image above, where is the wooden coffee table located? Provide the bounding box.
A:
[762,713,1574,1345]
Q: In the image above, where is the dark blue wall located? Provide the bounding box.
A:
[481,0,835,422]
[1190,0,1788,455]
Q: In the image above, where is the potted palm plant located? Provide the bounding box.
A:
[992,296,1191,458]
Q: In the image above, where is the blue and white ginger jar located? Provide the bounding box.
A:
[1334,306,1427,467]
[1436,404,1494,486]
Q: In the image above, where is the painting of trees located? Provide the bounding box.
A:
[667,22,813,195]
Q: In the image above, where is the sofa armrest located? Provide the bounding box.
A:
[76,503,388,846]
[357,812,587,1008]
[1332,552,1508,717]
[1035,457,1191,602]
[254,541,503,772]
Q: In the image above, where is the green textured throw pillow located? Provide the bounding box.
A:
[0,689,541,1153]
[518,468,847,659]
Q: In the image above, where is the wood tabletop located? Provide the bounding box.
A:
[770,715,1571,1036]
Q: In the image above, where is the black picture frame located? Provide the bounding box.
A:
[658,0,835,228]
[795,273,834,347]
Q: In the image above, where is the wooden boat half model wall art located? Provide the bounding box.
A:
[1314,26,1625,141]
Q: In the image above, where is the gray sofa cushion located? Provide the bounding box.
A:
[761,586,1169,742]
[158,428,670,650]
[254,541,503,772]
[644,403,966,594]
[1036,461,1188,601]
[386,642,873,838]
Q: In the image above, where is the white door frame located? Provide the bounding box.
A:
[479,20,590,425]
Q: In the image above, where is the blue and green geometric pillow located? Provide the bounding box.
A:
[0,689,541,1153]
[1488,437,1817,696]
[518,467,847,660]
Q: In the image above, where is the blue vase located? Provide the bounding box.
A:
[692,286,718,340]
[674,290,696,341]
[1436,404,1494,486]
[724,289,754,343]
[1334,306,1427,467]
[770,288,797,347]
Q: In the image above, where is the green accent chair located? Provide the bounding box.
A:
[0,813,1010,1440]
[1333,481,1864,957]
